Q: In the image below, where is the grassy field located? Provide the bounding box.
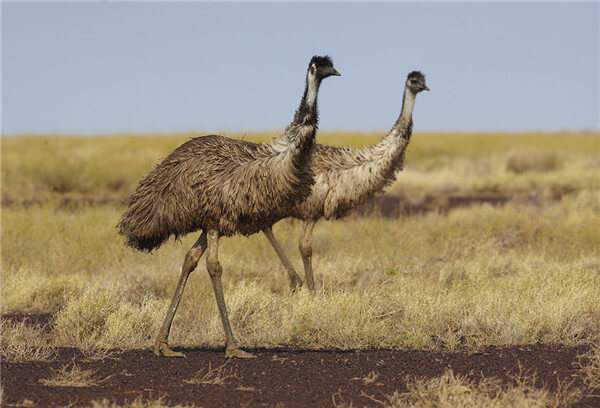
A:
[2,131,598,203]
[2,190,599,352]
[1,132,599,406]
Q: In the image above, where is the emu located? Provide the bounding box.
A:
[118,56,340,358]
[264,71,429,291]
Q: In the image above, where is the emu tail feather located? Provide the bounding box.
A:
[117,174,201,252]
[118,195,174,252]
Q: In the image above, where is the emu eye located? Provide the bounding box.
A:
[317,66,324,70]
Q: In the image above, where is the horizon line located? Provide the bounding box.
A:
[2,129,599,138]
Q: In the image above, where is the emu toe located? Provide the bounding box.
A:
[154,341,186,358]
[226,347,257,359]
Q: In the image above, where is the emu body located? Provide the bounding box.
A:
[118,133,315,250]
[264,72,429,290]
[118,56,340,358]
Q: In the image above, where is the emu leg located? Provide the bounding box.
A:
[154,232,207,358]
[206,229,256,359]
[263,227,303,291]
[299,219,317,291]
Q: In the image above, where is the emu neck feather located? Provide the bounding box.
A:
[315,87,418,220]
[273,73,321,151]
[305,77,320,108]
[362,87,416,170]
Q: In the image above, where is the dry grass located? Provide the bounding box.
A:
[0,319,56,362]
[0,132,598,408]
[88,397,195,408]
[1,270,87,314]
[382,370,583,408]
[351,370,380,386]
[1,132,599,357]
[2,132,597,203]
[183,361,238,386]
[505,151,560,174]
[8,399,34,407]
[39,362,111,387]
[579,345,600,390]
[52,284,165,352]
[1,192,597,351]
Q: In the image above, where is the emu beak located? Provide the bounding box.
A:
[332,69,341,76]
[423,85,430,91]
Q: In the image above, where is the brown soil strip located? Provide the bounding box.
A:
[3,313,54,329]
[354,194,511,217]
[3,193,512,217]
[2,316,597,407]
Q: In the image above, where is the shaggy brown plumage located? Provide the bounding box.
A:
[117,56,340,359]
[292,71,428,220]
[118,56,339,252]
[118,134,314,251]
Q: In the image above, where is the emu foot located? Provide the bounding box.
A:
[154,341,185,358]
[226,347,256,359]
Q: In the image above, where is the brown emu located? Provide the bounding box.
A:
[264,71,429,290]
[117,56,340,358]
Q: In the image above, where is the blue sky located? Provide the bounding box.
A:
[2,1,599,134]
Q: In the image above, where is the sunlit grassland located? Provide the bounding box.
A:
[1,132,599,357]
[2,132,598,203]
[2,193,599,352]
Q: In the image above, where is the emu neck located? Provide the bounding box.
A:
[275,72,321,149]
[374,87,416,154]
[358,86,417,182]
[294,73,321,124]
[304,76,320,109]
[397,87,416,127]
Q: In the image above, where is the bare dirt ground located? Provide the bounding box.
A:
[2,315,598,408]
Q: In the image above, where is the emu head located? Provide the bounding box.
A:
[406,71,429,93]
[308,55,341,79]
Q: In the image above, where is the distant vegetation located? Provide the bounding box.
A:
[2,132,598,204]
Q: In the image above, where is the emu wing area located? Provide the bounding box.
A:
[118,135,308,251]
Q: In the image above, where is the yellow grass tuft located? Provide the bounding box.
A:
[0,319,56,362]
[384,370,583,408]
[1,269,86,314]
[506,150,560,174]
[88,396,195,408]
[184,361,238,386]
[53,284,165,351]
[579,345,600,390]
[39,362,111,387]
